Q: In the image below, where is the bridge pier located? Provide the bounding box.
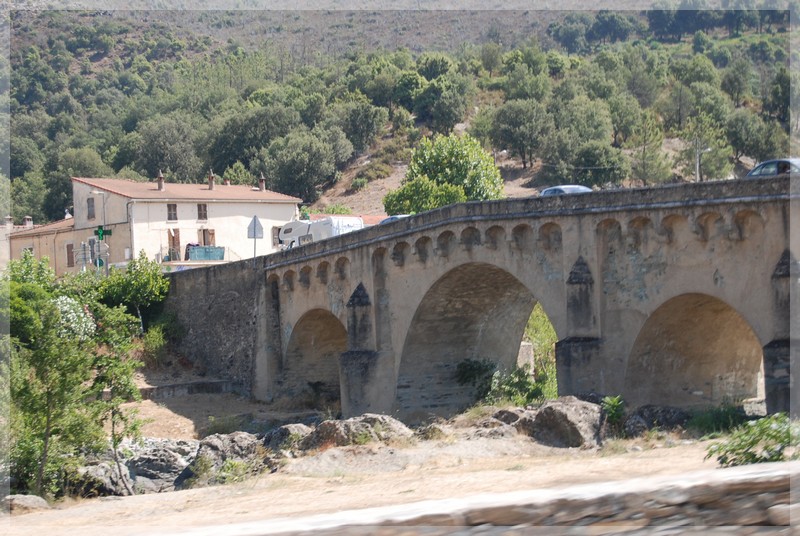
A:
[555,337,604,396]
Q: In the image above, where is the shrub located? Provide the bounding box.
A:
[141,325,167,368]
[686,404,748,438]
[705,413,800,467]
[350,177,368,191]
[320,204,352,215]
[601,395,625,436]
[486,364,543,407]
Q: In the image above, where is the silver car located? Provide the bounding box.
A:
[540,185,593,196]
[745,158,800,178]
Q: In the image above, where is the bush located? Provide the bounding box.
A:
[350,177,368,191]
[601,395,625,435]
[141,325,167,368]
[486,364,543,407]
[320,204,352,215]
[686,404,748,438]
[705,413,799,467]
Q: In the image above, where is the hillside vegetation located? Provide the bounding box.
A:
[6,7,797,223]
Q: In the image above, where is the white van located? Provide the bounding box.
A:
[279,216,365,248]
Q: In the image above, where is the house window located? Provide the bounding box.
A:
[167,203,177,221]
[197,203,208,221]
[66,243,75,268]
[198,228,215,246]
[87,197,96,220]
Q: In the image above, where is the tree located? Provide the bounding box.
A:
[135,113,202,182]
[490,99,553,169]
[608,92,642,147]
[416,52,454,81]
[721,58,754,107]
[332,100,388,154]
[625,111,672,185]
[679,112,733,181]
[222,161,252,185]
[504,63,551,101]
[573,141,631,186]
[9,281,101,496]
[384,133,502,214]
[100,250,170,333]
[11,172,48,224]
[383,174,467,215]
[259,128,336,202]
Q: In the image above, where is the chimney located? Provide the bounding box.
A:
[5,215,13,230]
[157,170,165,191]
[223,177,231,186]
[208,169,215,190]
[23,216,33,228]
[259,173,266,191]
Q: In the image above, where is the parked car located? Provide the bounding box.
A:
[540,185,593,196]
[745,158,800,178]
[379,214,411,225]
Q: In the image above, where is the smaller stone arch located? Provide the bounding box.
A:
[414,236,433,264]
[461,226,481,250]
[317,261,330,284]
[732,210,765,241]
[283,270,296,291]
[485,226,506,250]
[437,231,456,257]
[372,247,388,275]
[538,222,562,252]
[299,266,312,288]
[596,218,623,243]
[511,224,534,252]
[335,257,350,280]
[659,214,690,245]
[392,242,411,267]
[694,211,725,242]
[627,216,654,251]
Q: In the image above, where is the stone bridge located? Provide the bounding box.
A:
[164,177,797,422]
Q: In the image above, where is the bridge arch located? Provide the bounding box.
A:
[394,261,556,422]
[282,308,347,409]
[623,293,764,409]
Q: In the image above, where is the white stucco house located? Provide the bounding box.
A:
[8,174,301,276]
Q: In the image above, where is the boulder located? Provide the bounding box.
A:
[262,423,313,452]
[73,461,135,497]
[511,409,538,436]
[2,494,50,515]
[529,397,602,448]
[127,441,197,493]
[492,408,524,425]
[299,414,413,450]
[176,431,277,489]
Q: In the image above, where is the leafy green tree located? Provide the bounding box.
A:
[626,111,673,185]
[222,161,252,185]
[384,133,502,215]
[135,113,202,182]
[332,100,388,153]
[383,174,466,215]
[393,70,426,112]
[608,92,642,147]
[573,140,631,186]
[679,112,733,181]
[9,281,102,496]
[413,73,471,134]
[490,99,553,169]
[100,250,170,333]
[11,172,48,224]
[548,13,593,54]
[504,62,551,101]
[10,136,45,179]
[765,66,790,123]
[259,128,336,202]
[415,52,454,81]
[726,108,763,162]
[721,58,754,107]
[480,42,503,76]
[591,10,635,43]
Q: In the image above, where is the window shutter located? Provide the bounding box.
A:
[66,243,74,267]
[207,229,215,245]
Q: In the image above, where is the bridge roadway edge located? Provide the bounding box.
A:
[166,461,798,534]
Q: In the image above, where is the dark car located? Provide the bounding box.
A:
[745,158,800,178]
[540,185,593,196]
[379,214,411,224]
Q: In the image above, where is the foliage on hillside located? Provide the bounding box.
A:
[6,8,797,224]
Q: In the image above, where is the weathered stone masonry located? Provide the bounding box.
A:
[164,177,797,421]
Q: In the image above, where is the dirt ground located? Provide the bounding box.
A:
[6,366,720,535]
